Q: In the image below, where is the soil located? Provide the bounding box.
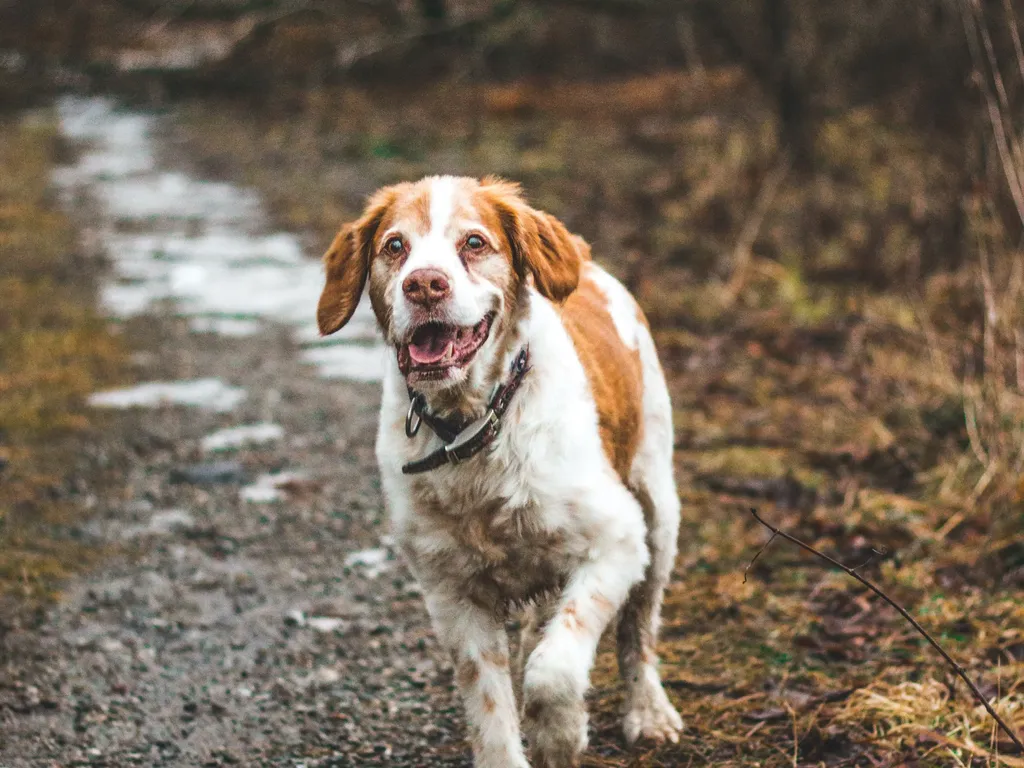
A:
[0,319,481,768]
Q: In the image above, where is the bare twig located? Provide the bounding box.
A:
[849,546,886,573]
[742,529,778,583]
[744,507,1024,754]
[1004,0,1024,92]
[960,0,1024,225]
[974,0,1024,191]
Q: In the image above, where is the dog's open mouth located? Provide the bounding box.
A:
[398,312,495,378]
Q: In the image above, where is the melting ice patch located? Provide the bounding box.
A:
[88,379,245,411]
[56,96,384,383]
[301,344,388,383]
[189,317,262,337]
[240,471,304,503]
[202,423,285,452]
[343,547,392,579]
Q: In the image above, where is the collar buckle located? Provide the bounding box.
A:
[401,347,528,475]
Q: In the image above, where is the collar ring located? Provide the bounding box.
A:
[405,393,425,438]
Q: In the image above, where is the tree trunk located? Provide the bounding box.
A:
[417,0,447,25]
[766,0,814,172]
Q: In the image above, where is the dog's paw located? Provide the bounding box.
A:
[622,678,684,745]
[523,676,588,767]
[527,703,588,768]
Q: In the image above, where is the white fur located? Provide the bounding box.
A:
[390,176,501,342]
[369,183,683,766]
[586,264,641,349]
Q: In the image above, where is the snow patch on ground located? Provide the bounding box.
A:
[201,423,285,452]
[56,96,385,384]
[343,547,392,578]
[240,471,304,503]
[301,345,388,383]
[88,379,245,411]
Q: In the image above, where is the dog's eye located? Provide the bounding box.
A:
[465,234,486,251]
[384,236,405,255]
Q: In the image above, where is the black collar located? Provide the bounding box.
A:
[402,347,530,475]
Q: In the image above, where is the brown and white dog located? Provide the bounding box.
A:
[317,176,683,767]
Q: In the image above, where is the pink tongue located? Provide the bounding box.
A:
[408,325,457,365]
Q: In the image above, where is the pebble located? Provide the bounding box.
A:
[307,617,346,634]
[314,667,341,685]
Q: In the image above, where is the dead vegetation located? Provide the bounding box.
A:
[0,117,124,609]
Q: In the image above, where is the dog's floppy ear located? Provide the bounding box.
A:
[316,189,397,336]
[484,176,589,303]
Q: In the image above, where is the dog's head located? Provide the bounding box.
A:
[317,176,589,393]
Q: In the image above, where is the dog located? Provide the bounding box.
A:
[317,176,683,767]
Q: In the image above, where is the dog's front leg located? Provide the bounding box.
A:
[522,489,649,767]
[423,589,529,768]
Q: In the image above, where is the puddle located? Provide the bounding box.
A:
[88,378,245,411]
[54,96,384,384]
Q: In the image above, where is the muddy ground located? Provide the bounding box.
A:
[0,107,471,767]
[0,319,467,767]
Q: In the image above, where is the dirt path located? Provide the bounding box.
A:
[0,98,466,767]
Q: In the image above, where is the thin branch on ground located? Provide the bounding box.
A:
[743,507,1024,755]
[742,530,777,583]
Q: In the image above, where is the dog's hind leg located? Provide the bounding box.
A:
[617,328,684,744]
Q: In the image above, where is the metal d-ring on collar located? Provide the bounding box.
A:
[401,347,530,475]
[405,393,425,438]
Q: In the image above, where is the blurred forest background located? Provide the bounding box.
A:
[2,0,1024,764]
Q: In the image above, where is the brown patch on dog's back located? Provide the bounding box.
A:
[560,270,644,482]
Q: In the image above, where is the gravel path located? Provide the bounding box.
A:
[0,99,467,767]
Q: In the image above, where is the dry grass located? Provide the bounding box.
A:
[835,679,1024,763]
[0,115,124,607]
